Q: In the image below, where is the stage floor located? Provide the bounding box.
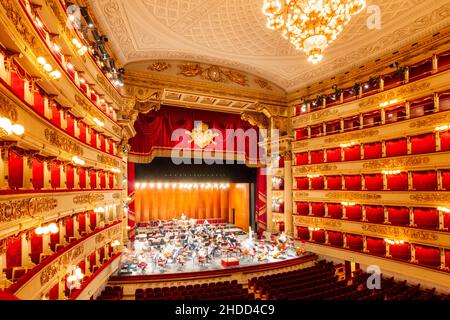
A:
[114,240,303,276]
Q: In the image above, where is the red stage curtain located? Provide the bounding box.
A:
[78,168,86,189]
[90,212,97,231]
[326,148,341,162]
[109,173,114,189]
[297,226,309,241]
[90,129,97,148]
[364,174,383,190]
[344,145,360,161]
[412,171,437,191]
[386,138,407,157]
[310,150,324,164]
[78,121,87,142]
[440,131,450,151]
[328,231,343,246]
[256,168,267,232]
[90,170,97,189]
[415,246,440,267]
[33,88,45,116]
[367,237,386,255]
[50,161,61,189]
[129,106,259,161]
[311,203,325,217]
[78,213,86,235]
[296,202,309,215]
[51,104,61,127]
[295,128,308,140]
[10,69,25,100]
[328,203,343,219]
[66,164,75,190]
[311,177,324,190]
[413,208,438,229]
[32,159,44,190]
[8,149,24,189]
[296,177,308,190]
[386,173,408,191]
[346,205,362,221]
[66,113,75,136]
[347,234,363,251]
[326,175,342,190]
[344,175,361,191]
[312,230,325,243]
[30,233,43,264]
[65,217,74,241]
[6,235,22,269]
[363,142,382,159]
[442,170,450,190]
[295,152,308,165]
[390,244,411,261]
[388,206,409,225]
[365,205,384,223]
[411,133,436,154]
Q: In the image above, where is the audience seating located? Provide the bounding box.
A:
[96,286,123,300]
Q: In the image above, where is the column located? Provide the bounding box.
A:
[266,164,274,233]
[342,205,347,219]
[308,228,313,241]
[359,114,364,129]
[308,203,313,216]
[440,248,446,269]
[361,174,365,191]
[86,212,91,233]
[382,173,387,190]
[43,233,51,254]
[411,244,416,263]
[407,171,413,191]
[74,119,80,138]
[434,92,440,112]
[362,206,367,222]
[405,101,411,119]
[404,67,409,83]
[363,236,368,253]
[324,230,329,244]
[432,54,438,73]
[341,175,345,190]
[380,109,386,125]
[61,111,68,131]
[340,118,344,133]
[284,152,293,237]
[360,143,365,160]
[44,97,52,120]
[383,207,389,224]
[307,151,311,164]
[59,220,66,245]
[379,77,384,91]
[381,140,386,157]
[407,136,412,155]
[0,241,6,288]
[307,127,311,138]
[436,132,441,152]
[308,176,312,190]
[74,167,79,189]
[438,209,445,230]
[409,208,416,227]
[385,241,391,257]
[324,204,329,217]
[343,233,348,248]
[74,215,79,238]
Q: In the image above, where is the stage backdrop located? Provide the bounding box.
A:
[133,183,249,231]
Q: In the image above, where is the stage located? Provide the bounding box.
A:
[114,219,308,277]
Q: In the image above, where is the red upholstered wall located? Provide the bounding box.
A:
[312,230,325,243]
[347,234,363,251]
[413,208,439,229]
[328,231,343,246]
[386,138,407,157]
[296,152,308,165]
[296,177,308,190]
[326,148,341,162]
[363,142,382,159]
[364,174,383,191]
[412,171,437,191]
[410,133,436,154]
[344,175,361,190]
[32,159,44,190]
[346,205,362,221]
[311,177,324,190]
[8,150,23,189]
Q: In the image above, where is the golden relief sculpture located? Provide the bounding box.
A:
[294,164,338,174]
[147,61,170,72]
[40,244,84,286]
[324,129,379,144]
[112,193,121,199]
[409,193,450,202]
[185,122,219,149]
[409,113,448,128]
[0,92,19,122]
[178,63,203,77]
[293,191,310,198]
[361,224,439,242]
[254,79,273,90]
[0,198,58,223]
[294,216,343,228]
[293,109,339,126]
[44,129,84,156]
[241,112,269,129]
[95,233,106,244]
[177,63,249,87]
[362,156,430,169]
[73,193,105,205]
[97,154,120,167]
[358,82,431,108]
[325,192,382,201]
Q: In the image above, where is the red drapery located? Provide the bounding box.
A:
[390,243,411,261]
[100,135,106,152]
[365,205,384,223]
[78,121,86,142]
[413,208,438,229]
[311,203,325,217]
[326,148,341,162]
[66,164,75,189]
[296,202,308,215]
[327,203,343,219]
[33,88,45,116]
[90,170,97,188]
[89,212,97,231]
[387,206,409,225]
[30,233,43,265]
[6,235,22,269]
[310,150,324,164]
[10,69,25,100]
[410,133,436,154]
[127,162,135,227]
[364,174,383,191]
[347,234,363,251]
[344,145,360,161]
[386,138,407,157]
[344,175,361,191]
[367,237,386,255]
[311,177,324,190]
[50,226,59,251]
[295,152,308,165]
[412,171,437,191]
[51,104,61,127]
[440,131,450,151]
[129,106,259,162]
[65,217,74,241]
[66,113,75,136]
[328,231,343,246]
[296,226,309,240]
[442,170,450,190]
[89,252,97,272]
[312,230,325,243]
[109,139,114,155]
[296,177,308,190]
[78,213,86,235]
[256,168,267,233]
[326,176,342,190]
[295,128,308,140]
[8,150,23,189]
[99,171,106,189]
[386,173,408,191]
[363,142,382,159]
[49,283,59,300]
[78,168,86,189]
[415,245,440,267]
[109,173,114,189]
[32,159,44,190]
[50,161,61,189]
[346,205,362,221]
[90,129,97,148]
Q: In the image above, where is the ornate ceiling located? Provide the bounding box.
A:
[88,0,450,92]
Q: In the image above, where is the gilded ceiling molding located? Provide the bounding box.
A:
[241,111,269,129]
[148,61,170,72]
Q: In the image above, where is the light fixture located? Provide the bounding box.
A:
[379,99,398,108]
[341,202,356,206]
[438,207,450,213]
[94,207,105,213]
[382,170,401,175]
[72,38,88,56]
[308,227,321,231]
[384,238,405,245]
[52,43,61,52]
[93,117,104,127]
[49,70,62,79]
[37,56,47,65]
[263,0,366,63]
[110,168,121,173]
[340,141,356,148]
[35,17,44,28]
[66,62,74,70]
[67,265,84,290]
[0,117,25,137]
[111,240,121,247]
[72,156,85,166]
[307,174,321,178]
[435,125,449,132]
[35,223,58,235]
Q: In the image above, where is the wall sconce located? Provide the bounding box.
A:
[307,174,321,178]
[341,202,356,206]
[72,156,85,166]
[93,117,104,127]
[0,117,25,137]
[437,207,450,213]
[379,99,398,107]
[37,56,61,79]
[35,223,58,235]
[382,170,401,175]
[340,141,356,148]
[110,168,121,173]
[435,125,449,132]
[67,265,84,290]
[111,240,121,247]
[72,38,88,56]
[384,238,405,245]
[94,207,105,213]
[308,227,321,231]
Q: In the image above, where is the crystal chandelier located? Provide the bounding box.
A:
[263,0,366,63]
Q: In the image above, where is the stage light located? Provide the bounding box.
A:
[157,182,162,189]
[149,183,155,189]
[213,183,219,189]
[164,182,169,188]
[171,183,177,188]
[134,182,141,189]
[141,183,147,189]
